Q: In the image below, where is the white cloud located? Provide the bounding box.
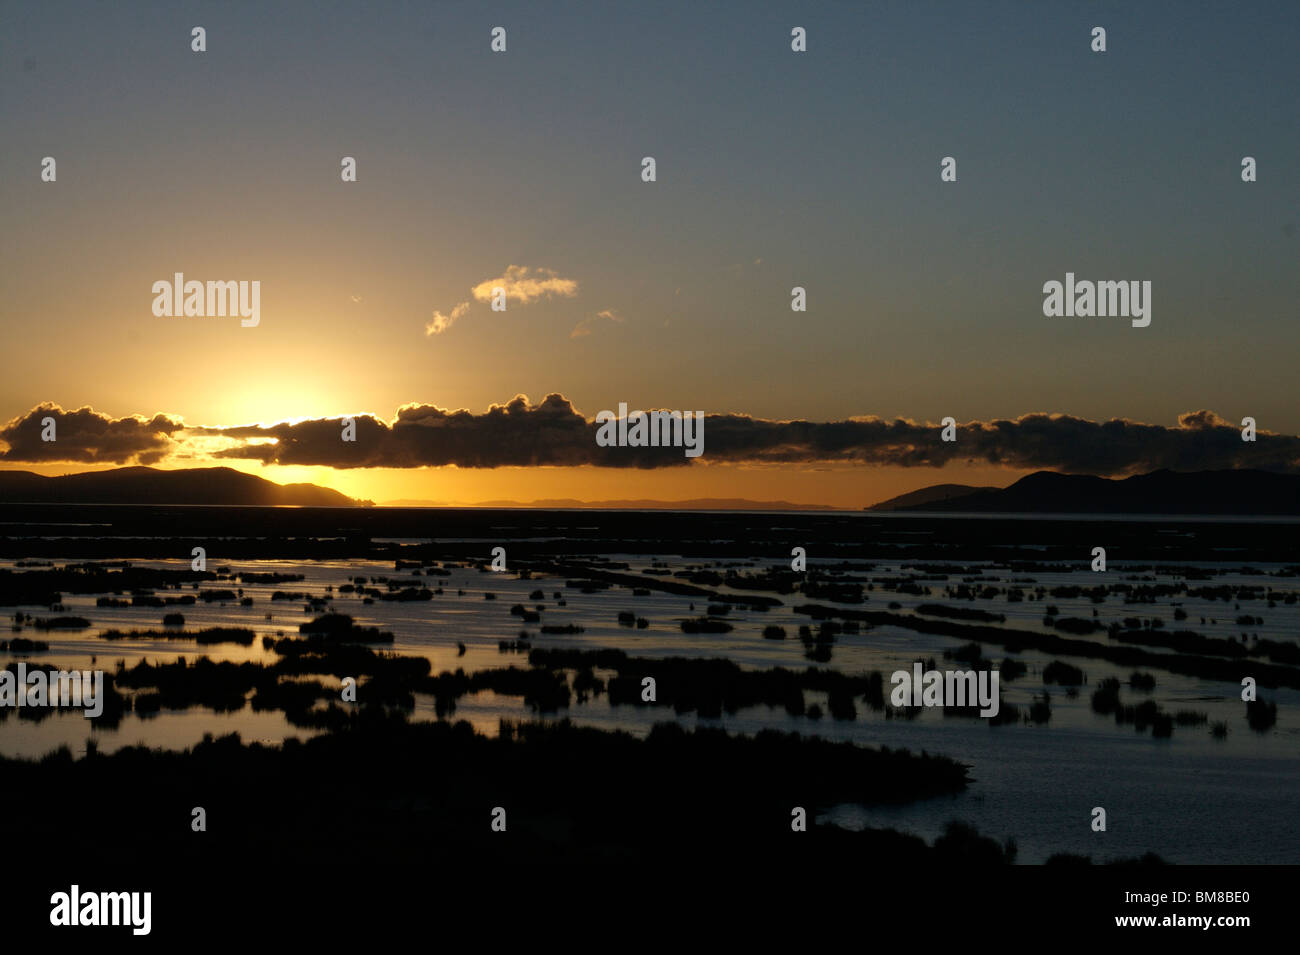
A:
[424,265,582,337]
[471,265,578,306]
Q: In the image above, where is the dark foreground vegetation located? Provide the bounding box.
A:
[0,715,974,880]
[0,714,1166,880]
[3,710,1183,941]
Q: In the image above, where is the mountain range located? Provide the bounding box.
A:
[1,466,1295,514]
[0,466,363,507]
[869,469,1300,515]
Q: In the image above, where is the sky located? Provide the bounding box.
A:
[1,0,1297,506]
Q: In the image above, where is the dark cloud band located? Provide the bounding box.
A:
[0,404,182,465]
[4,398,1296,475]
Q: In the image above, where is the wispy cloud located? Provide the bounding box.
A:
[425,265,582,336]
[571,308,623,339]
[425,300,471,336]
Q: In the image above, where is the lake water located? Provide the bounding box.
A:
[3,551,1297,864]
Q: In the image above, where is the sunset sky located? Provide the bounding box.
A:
[2,1,1297,506]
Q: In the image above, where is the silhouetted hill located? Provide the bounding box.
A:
[867,483,997,511]
[0,467,364,507]
[893,469,1300,515]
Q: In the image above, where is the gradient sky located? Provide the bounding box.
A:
[2,0,1297,505]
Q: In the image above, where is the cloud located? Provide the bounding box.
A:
[425,300,470,336]
[206,394,610,468]
[424,265,582,337]
[570,308,624,339]
[470,265,578,306]
[6,400,1294,475]
[0,403,183,464]
[192,402,1300,474]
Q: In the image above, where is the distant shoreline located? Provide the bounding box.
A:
[4,500,1300,523]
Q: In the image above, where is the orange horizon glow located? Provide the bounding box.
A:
[0,457,1026,510]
